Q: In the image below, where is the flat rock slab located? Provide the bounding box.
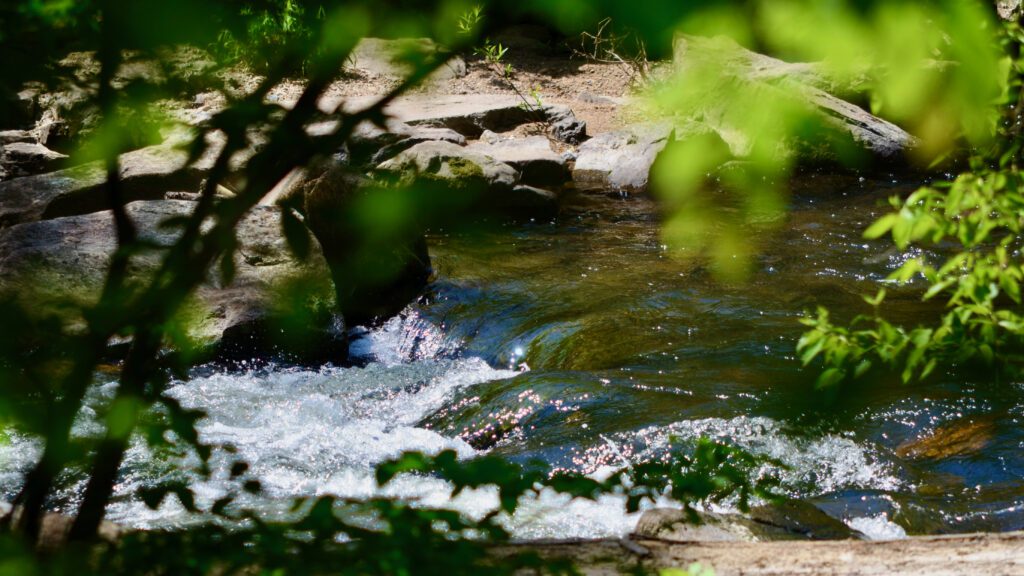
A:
[0,143,209,229]
[312,95,585,142]
[0,200,343,361]
[1,142,68,180]
[636,505,862,543]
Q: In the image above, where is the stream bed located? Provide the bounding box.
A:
[3,180,1023,540]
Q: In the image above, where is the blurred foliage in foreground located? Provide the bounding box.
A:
[649,0,1006,280]
[0,439,774,574]
[0,0,1020,573]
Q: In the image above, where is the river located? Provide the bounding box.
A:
[3,179,1022,540]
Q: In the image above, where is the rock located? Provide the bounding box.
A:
[0,502,121,552]
[545,104,587,144]
[306,116,468,167]
[333,95,584,143]
[1,142,67,180]
[997,0,1021,20]
[0,200,345,363]
[505,185,559,216]
[896,418,996,460]
[0,130,35,145]
[635,508,752,542]
[377,140,518,191]
[467,135,569,187]
[353,120,467,166]
[376,140,562,220]
[635,502,862,543]
[479,130,504,145]
[347,38,467,81]
[0,141,216,229]
[32,85,101,154]
[286,158,432,327]
[573,123,674,191]
[671,35,916,166]
[747,500,863,540]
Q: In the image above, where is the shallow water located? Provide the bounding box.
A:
[3,179,1024,540]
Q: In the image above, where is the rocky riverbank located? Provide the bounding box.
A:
[0,31,918,366]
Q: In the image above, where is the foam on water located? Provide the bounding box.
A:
[847,514,908,540]
[572,417,901,496]
[0,314,901,539]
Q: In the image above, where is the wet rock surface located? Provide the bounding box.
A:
[285,158,432,328]
[896,418,997,461]
[635,501,863,543]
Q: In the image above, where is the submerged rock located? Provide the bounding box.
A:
[0,200,345,363]
[896,418,997,461]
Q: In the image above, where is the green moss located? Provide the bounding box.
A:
[444,157,484,180]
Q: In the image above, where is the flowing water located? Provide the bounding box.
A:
[3,179,1024,540]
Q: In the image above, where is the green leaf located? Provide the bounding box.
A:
[863,288,887,307]
[863,213,899,239]
[815,368,845,389]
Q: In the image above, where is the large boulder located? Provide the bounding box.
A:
[283,158,433,327]
[377,140,518,191]
[344,118,466,166]
[671,35,917,166]
[0,200,345,363]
